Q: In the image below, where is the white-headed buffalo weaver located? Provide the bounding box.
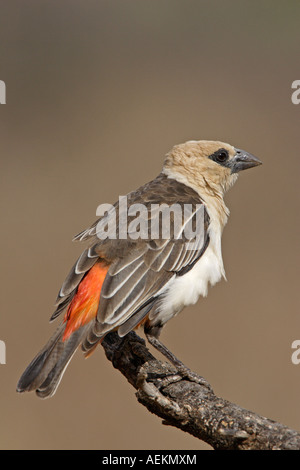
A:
[17,140,262,398]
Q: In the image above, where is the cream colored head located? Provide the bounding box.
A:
[163,140,261,198]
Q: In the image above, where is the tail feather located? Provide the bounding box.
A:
[17,260,109,398]
[17,324,89,399]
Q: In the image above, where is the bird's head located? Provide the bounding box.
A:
[163,140,262,197]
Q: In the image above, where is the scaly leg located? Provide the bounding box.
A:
[145,332,212,391]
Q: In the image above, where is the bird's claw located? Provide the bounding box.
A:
[176,366,213,391]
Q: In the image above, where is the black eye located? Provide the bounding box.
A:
[208,148,230,166]
[215,150,229,163]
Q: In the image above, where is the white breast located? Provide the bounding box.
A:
[153,217,226,327]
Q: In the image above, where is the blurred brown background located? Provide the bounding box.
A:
[0,0,300,450]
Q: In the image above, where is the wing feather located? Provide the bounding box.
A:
[53,174,210,350]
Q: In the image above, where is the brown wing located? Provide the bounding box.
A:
[51,174,210,351]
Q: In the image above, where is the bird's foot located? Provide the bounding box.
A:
[145,332,213,391]
[175,364,212,390]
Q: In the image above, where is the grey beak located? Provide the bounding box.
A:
[232,148,262,173]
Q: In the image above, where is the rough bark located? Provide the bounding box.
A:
[101,331,300,450]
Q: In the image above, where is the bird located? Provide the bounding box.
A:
[17,140,262,398]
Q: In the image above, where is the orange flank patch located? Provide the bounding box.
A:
[63,261,109,341]
[134,316,149,331]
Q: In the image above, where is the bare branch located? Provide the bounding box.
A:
[102,331,300,450]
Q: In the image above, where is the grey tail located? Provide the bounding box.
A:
[16,324,88,399]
